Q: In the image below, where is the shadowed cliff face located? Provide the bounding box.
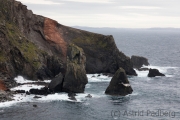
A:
[55,25,136,75]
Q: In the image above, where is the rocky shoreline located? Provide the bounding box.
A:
[0,0,166,103]
[0,0,136,98]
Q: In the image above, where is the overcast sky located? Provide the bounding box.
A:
[17,0,180,28]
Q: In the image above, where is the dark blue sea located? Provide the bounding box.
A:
[0,28,180,120]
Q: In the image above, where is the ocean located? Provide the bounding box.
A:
[0,28,180,120]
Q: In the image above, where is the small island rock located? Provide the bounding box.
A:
[105,68,133,96]
[148,69,165,77]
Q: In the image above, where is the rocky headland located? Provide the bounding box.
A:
[0,0,137,101]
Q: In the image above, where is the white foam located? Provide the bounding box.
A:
[11,84,44,91]
[0,100,18,108]
[37,93,71,102]
[0,92,91,108]
[14,76,33,84]
[145,65,178,73]
[87,74,111,82]
[135,65,178,77]
[126,92,139,96]
[135,69,149,77]
[121,82,131,87]
[14,76,51,84]
[43,80,51,83]
[0,78,103,108]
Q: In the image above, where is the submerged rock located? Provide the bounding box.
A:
[85,94,92,98]
[33,104,37,107]
[102,73,114,77]
[15,90,26,93]
[131,55,149,69]
[68,92,77,101]
[68,96,77,101]
[33,96,42,99]
[105,68,133,96]
[148,69,165,77]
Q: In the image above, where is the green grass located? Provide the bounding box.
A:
[5,22,42,69]
[72,34,110,50]
[0,51,6,62]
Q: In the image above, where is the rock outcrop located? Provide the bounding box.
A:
[71,34,136,75]
[105,68,133,96]
[48,73,64,92]
[0,0,136,94]
[29,87,50,95]
[131,55,149,69]
[148,69,165,77]
[48,44,88,93]
[0,90,13,102]
[63,44,88,93]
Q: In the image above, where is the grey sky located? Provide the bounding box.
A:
[18,0,180,28]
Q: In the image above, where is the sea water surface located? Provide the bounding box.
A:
[0,28,180,120]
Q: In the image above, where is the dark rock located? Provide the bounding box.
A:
[102,73,114,77]
[85,94,92,98]
[68,92,77,97]
[15,90,25,93]
[63,44,88,93]
[33,96,42,99]
[33,104,37,107]
[131,55,149,69]
[105,68,133,96]
[29,87,50,95]
[68,92,77,101]
[0,90,13,102]
[138,68,149,71]
[48,73,64,92]
[26,91,30,95]
[148,69,165,77]
[68,96,77,101]
[71,34,136,76]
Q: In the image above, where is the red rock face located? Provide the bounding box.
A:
[0,80,7,91]
[44,18,67,57]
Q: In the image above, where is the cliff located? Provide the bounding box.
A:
[0,0,136,90]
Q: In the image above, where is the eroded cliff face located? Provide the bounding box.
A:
[44,18,67,59]
[0,0,66,83]
[0,0,136,90]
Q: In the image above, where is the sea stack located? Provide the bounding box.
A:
[148,69,165,77]
[105,68,133,96]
